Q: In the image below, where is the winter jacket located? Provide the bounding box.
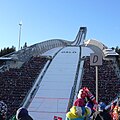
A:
[65,106,91,120]
[92,110,112,120]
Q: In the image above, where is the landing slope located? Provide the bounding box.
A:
[28,46,81,120]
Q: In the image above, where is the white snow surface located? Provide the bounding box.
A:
[27,46,91,120]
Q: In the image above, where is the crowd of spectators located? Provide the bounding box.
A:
[81,56,120,105]
[0,56,48,119]
[0,54,120,119]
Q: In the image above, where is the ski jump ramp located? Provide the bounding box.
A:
[25,46,84,120]
[21,26,118,119]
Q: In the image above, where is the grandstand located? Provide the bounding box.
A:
[0,27,119,120]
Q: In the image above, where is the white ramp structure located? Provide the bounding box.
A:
[22,27,118,120]
[1,27,119,119]
[27,46,83,120]
[21,27,88,120]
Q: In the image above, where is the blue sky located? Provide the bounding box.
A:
[0,0,120,50]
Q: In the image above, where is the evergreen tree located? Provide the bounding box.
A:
[0,46,16,57]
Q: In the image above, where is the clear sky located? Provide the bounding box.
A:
[0,0,120,50]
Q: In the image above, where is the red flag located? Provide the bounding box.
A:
[53,116,62,120]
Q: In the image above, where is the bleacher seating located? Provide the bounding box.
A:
[81,56,120,104]
[0,55,119,119]
[0,56,48,119]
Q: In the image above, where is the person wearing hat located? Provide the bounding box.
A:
[65,104,92,120]
[15,107,33,120]
[65,87,94,120]
[92,102,112,120]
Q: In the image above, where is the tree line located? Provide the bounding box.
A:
[0,42,27,57]
[0,46,16,57]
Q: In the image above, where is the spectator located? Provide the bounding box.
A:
[65,87,97,120]
[92,102,112,120]
[15,107,33,120]
[112,97,120,120]
[109,102,116,118]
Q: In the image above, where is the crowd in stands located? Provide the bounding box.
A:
[0,56,48,119]
[0,54,120,119]
[0,88,119,120]
[81,56,120,105]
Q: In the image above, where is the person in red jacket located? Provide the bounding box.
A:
[75,87,98,111]
[65,87,97,120]
[110,96,120,120]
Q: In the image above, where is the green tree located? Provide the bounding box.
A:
[0,46,16,57]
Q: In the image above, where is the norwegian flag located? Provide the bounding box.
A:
[53,116,62,120]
